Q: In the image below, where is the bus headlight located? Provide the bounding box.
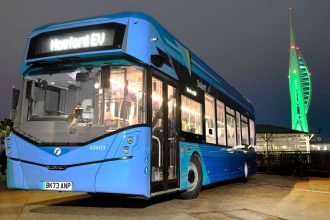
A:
[127,136,133,144]
[123,146,129,154]
[5,136,10,147]
[6,147,11,156]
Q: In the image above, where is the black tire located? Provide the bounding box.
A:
[239,161,249,183]
[88,192,121,199]
[179,154,202,199]
[88,192,108,198]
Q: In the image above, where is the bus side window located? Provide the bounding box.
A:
[216,100,226,146]
[205,94,216,144]
[241,115,249,145]
[181,95,202,135]
[225,106,236,147]
[236,111,242,146]
[249,119,255,146]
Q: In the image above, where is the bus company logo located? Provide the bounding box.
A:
[54,147,62,156]
[197,79,206,92]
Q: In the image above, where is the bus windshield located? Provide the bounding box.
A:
[15,63,147,144]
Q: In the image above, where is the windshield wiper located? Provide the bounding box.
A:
[14,127,43,144]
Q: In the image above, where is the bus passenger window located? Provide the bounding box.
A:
[216,100,226,145]
[181,95,202,135]
[236,111,242,145]
[205,94,216,144]
[226,106,236,147]
[241,115,249,145]
[249,119,255,145]
[226,114,236,147]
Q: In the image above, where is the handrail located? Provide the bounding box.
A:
[152,135,162,167]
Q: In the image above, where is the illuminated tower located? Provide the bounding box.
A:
[288,8,312,132]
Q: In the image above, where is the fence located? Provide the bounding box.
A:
[257,151,330,176]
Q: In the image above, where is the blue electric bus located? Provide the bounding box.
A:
[5,12,256,199]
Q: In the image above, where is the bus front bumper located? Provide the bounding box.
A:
[7,155,150,197]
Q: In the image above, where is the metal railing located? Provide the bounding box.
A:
[257,151,330,176]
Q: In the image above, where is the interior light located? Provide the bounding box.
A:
[94,82,100,89]
[152,93,163,103]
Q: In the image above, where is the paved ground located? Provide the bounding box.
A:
[1,173,330,220]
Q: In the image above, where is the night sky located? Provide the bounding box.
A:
[1,1,330,139]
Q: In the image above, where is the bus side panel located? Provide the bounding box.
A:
[6,159,25,189]
[95,127,151,198]
[125,19,150,66]
[179,142,246,191]
[6,134,25,189]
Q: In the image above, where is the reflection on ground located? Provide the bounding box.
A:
[1,174,330,219]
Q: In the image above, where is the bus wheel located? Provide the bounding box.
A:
[179,154,202,199]
[240,161,249,183]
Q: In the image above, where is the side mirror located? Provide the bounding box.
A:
[151,55,164,67]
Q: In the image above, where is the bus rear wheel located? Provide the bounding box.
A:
[179,154,202,199]
[239,161,249,183]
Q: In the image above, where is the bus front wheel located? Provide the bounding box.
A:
[179,154,202,199]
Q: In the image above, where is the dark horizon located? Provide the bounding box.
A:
[1,1,329,139]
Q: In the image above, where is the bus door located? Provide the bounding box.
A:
[151,74,179,193]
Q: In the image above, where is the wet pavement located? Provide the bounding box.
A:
[0,173,330,219]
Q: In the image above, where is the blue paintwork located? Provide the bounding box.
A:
[6,127,151,197]
[9,11,257,197]
[179,142,256,190]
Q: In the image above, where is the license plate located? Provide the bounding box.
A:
[42,181,73,191]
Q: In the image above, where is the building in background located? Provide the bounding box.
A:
[256,124,313,152]
[310,140,330,151]
[288,8,312,132]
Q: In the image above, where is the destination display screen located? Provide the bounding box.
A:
[27,23,126,59]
